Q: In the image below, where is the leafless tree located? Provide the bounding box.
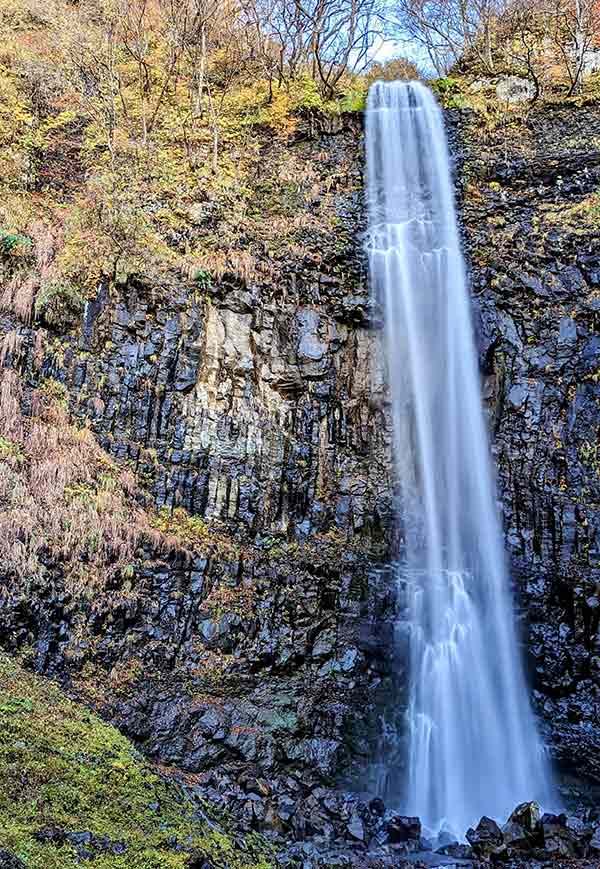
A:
[497,0,554,100]
[242,0,385,96]
[549,0,600,93]
[308,0,387,94]
[390,0,505,75]
[59,6,121,164]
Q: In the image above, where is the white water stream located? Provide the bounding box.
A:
[366,80,554,836]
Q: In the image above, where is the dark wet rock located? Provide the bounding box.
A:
[186,852,216,869]
[541,812,594,858]
[502,819,531,851]
[368,797,385,818]
[385,815,421,844]
[501,801,543,851]
[278,840,327,867]
[436,841,473,859]
[450,103,600,783]
[0,852,25,869]
[32,828,128,860]
[508,801,541,834]
[65,831,93,846]
[277,795,297,823]
[589,823,600,855]
[466,816,504,856]
[34,826,66,843]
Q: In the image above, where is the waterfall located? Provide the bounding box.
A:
[366,80,554,837]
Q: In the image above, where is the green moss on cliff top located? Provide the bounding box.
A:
[0,654,271,869]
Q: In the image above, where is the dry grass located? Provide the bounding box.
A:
[0,330,23,368]
[0,272,36,322]
[203,582,256,619]
[183,248,268,286]
[0,219,64,323]
[0,365,246,600]
[0,368,163,593]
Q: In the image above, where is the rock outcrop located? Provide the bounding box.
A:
[454,103,600,786]
[0,116,401,830]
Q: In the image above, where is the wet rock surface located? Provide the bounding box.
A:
[269,800,600,867]
[451,104,600,787]
[0,852,26,869]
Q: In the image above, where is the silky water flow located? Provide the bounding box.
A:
[365,80,555,837]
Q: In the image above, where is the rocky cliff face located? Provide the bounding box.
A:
[1,100,600,851]
[454,104,600,789]
[0,116,402,840]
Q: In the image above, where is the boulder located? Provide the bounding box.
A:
[466,816,504,857]
[589,823,600,855]
[496,75,536,103]
[541,812,593,857]
[345,811,365,842]
[34,826,66,843]
[501,801,542,851]
[508,801,541,834]
[501,819,530,850]
[65,831,93,846]
[368,797,385,817]
[385,815,421,844]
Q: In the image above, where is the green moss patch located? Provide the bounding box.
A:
[0,654,271,869]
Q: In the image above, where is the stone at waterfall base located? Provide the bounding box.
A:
[271,798,600,868]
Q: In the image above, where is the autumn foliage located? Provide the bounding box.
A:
[0,0,388,313]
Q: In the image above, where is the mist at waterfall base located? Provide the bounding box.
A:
[365,80,555,838]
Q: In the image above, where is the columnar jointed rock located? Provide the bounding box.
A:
[451,103,600,782]
[0,116,400,829]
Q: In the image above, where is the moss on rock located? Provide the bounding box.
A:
[0,654,272,869]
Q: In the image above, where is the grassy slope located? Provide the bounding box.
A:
[0,654,271,869]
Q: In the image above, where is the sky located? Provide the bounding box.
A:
[369,35,404,62]
[365,34,433,73]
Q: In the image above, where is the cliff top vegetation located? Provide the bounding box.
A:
[0,0,399,316]
[394,0,600,93]
[1,0,598,318]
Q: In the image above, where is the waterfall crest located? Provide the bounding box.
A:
[366,80,554,836]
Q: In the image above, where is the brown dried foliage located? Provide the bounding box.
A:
[0,369,163,593]
[0,221,63,324]
[0,330,24,368]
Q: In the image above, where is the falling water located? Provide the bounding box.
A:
[366,80,554,836]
